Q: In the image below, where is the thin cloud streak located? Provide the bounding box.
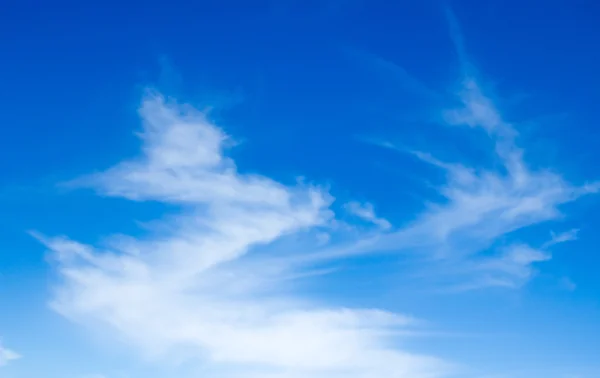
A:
[300,14,600,291]
[342,47,445,104]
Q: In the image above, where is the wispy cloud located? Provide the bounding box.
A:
[33,8,598,378]
[38,93,454,378]
[392,72,595,289]
[444,7,470,74]
[342,47,444,104]
[360,76,596,290]
[543,229,579,249]
[314,11,600,291]
[344,201,391,230]
[0,341,20,367]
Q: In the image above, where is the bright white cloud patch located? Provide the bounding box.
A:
[0,342,20,366]
[38,93,453,378]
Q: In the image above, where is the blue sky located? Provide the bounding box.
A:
[2,0,600,377]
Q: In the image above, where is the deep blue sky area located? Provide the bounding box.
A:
[1,1,600,378]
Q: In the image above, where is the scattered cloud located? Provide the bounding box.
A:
[0,341,20,367]
[377,76,596,289]
[38,93,455,378]
[466,244,551,290]
[32,7,598,378]
[543,229,579,249]
[310,73,598,291]
[344,201,392,230]
[310,12,599,291]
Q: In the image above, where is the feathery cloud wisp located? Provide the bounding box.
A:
[38,93,454,378]
[344,201,392,230]
[34,10,599,378]
[327,14,599,290]
[0,342,20,367]
[354,75,598,290]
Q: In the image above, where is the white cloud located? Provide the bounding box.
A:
[469,244,551,289]
[344,201,392,230]
[34,10,598,378]
[0,341,20,367]
[38,93,454,378]
[543,229,579,249]
[354,76,598,290]
[313,31,598,291]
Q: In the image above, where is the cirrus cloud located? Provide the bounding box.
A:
[0,341,20,367]
[37,93,454,378]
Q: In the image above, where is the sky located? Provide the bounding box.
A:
[1,0,600,377]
